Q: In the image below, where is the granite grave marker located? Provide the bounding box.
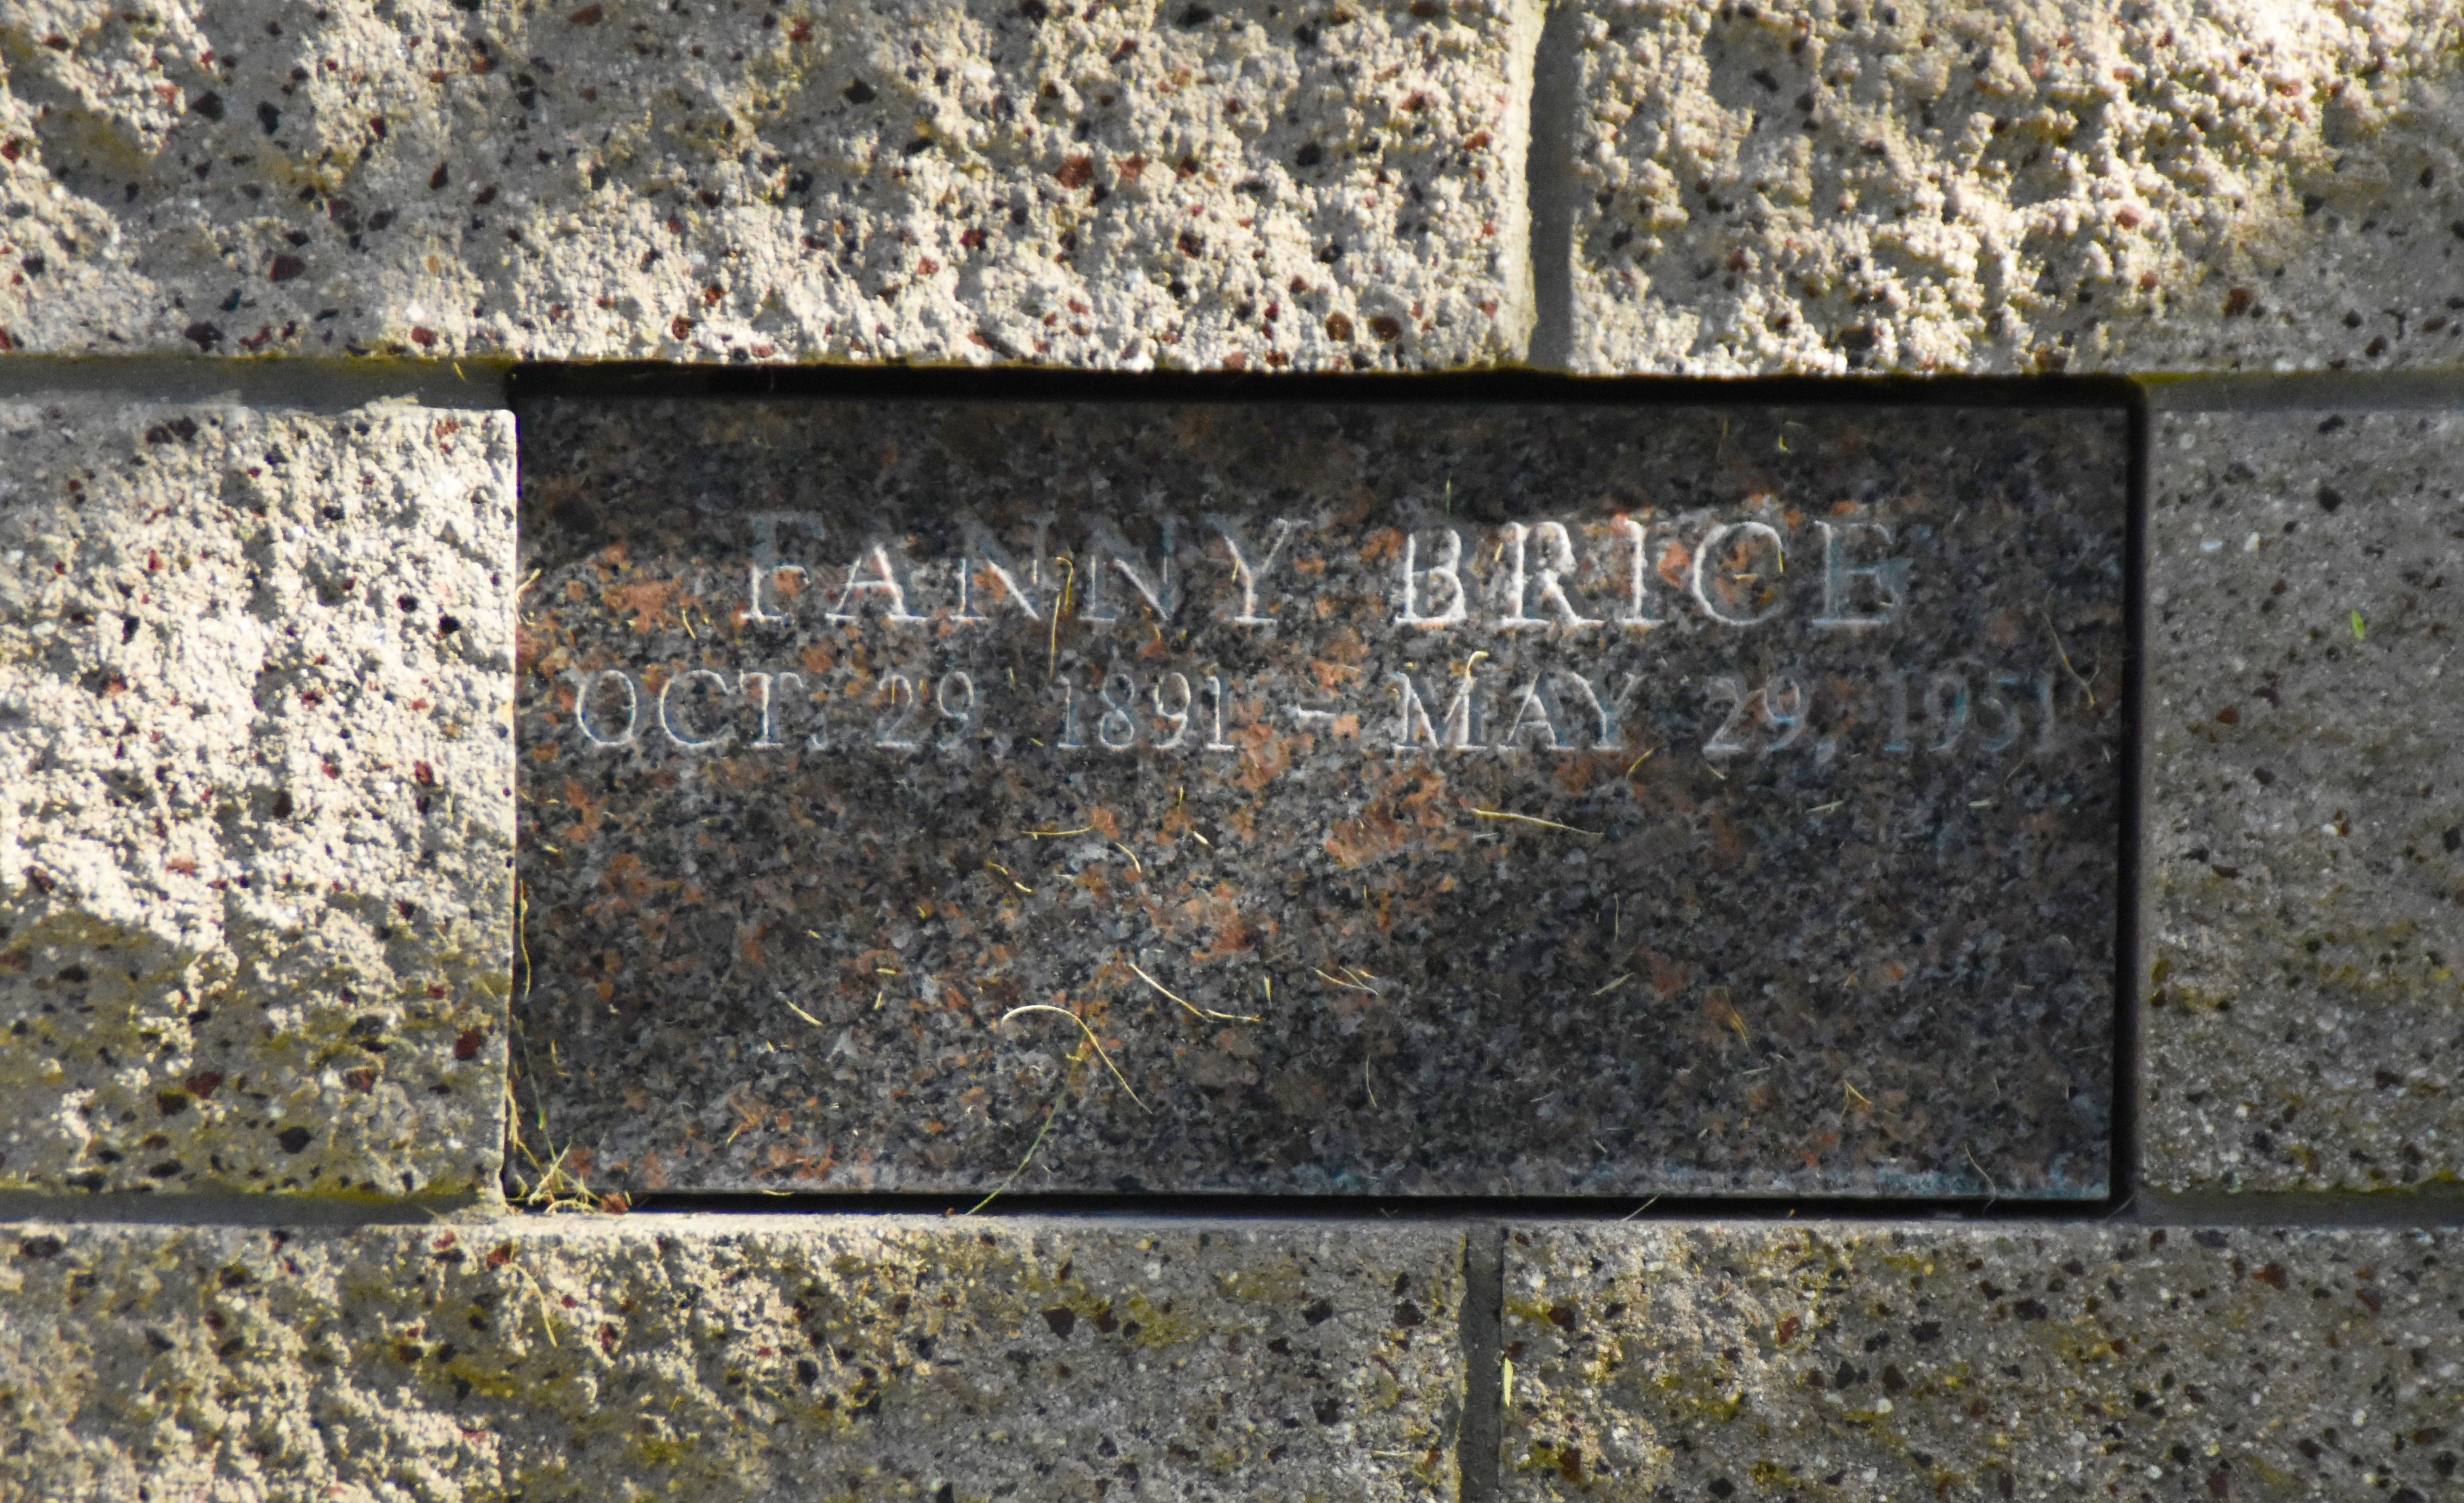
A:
[513,397,2128,1199]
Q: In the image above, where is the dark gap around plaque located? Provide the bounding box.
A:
[508,373,2134,1210]
[598,1190,2135,1221]
[508,363,2142,412]
[2108,385,2154,1213]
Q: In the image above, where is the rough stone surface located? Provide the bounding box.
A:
[0,397,514,1197]
[2146,409,2464,1193]
[1502,1221,2464,1501]
[0,1215,1465,1502]
[0,0,1535,370]
[1559,0,2464,376]
[514,396,2123,1199]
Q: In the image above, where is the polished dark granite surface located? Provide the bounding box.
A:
[513,397,2126,1198]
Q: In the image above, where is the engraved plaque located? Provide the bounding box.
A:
[514,396,2128,1199]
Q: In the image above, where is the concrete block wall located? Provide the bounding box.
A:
[0,2,2457,1497]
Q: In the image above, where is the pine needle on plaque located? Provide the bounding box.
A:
[1471,807,1601,837]
[505,1113,607,1216]
[1127,959,1261,1024]
[965,1084,1070,1215]
[1312,966,1381,996]
[1046,555,1076,679]
[2044,606,2098,706]
[1965,1145,2001,1205]
[998,1004,1148,1111]
[514,880,533,1006]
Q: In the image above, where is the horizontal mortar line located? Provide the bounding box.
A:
[2139,369,2464,411]
[2131,1190,2464,1230]
[0,1190,502,1229]
[0,353,508,411]
[0,1192,2456,1233]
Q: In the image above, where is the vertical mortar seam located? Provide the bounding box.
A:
[1523,2,1580,370]
[1458,1222,1506,1502]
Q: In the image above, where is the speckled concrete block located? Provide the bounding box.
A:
[2146,409,2463,1193]
[1558,0,2464,376]
[0,1215,1464,1502]
[0,0,1536,370]
[0,397,513,1197]
[1502,1221,2464,1501]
